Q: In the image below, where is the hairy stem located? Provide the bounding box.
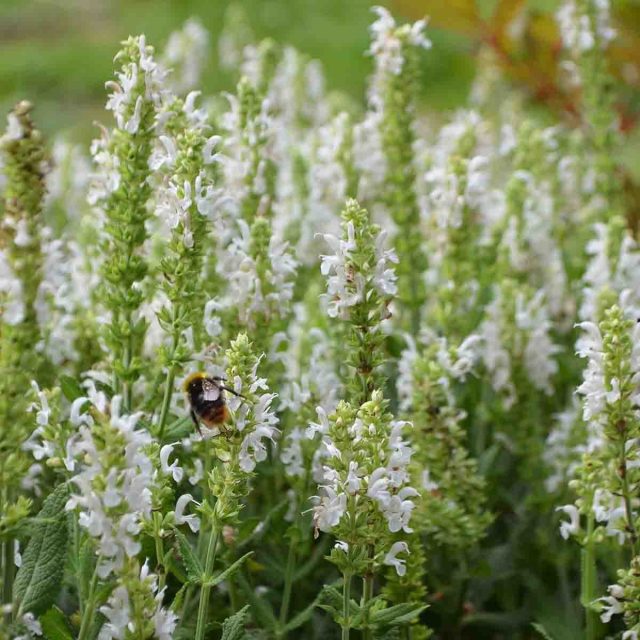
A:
[194,527,220,640]
[78,559,101,640]
[362,569,374,640]
[581,513,597,640]
[156,366,176,442]
[278,539,297,631]
[342,572,352,640]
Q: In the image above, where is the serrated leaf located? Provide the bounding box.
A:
[221,605,251,640]
[204,551,254,588]
[14,483,69,617]
[173,528,203,584]
[78,539,95,607]
[59,375,85,402]
[370,603,427,627]
[170,584,188,614]
[532,623,557,640]
[321,584,360,616]
[39,606,73,640]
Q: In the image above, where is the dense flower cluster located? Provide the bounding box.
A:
[65,396,155,578]
[1,3,637,640]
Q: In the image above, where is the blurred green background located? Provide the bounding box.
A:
[1,0,638,155]
[0,0,476,140]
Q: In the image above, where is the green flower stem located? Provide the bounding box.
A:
[362,566,374,640]
[2,485,14,624]
[153,512,167,591]
[620,438,639,556]
[156,359,177,442]
[2,541,13,624]
[123,314,133,411]
[195,527,220,640]
[581,513,597,640]
[73,519,84,617]
[342,571,352,640]
[278,539,297,630]
[78,557,102,640]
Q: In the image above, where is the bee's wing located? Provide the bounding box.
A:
[202,379,221,402]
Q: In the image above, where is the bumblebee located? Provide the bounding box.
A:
[183,372,244,434]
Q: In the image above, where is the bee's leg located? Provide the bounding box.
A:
[190,410,202,435]
[220,385,246,400]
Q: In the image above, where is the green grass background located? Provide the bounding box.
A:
[0,0,475,141]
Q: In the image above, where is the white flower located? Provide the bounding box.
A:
[345,462,362,494]
[237,392,279,473]
[203,135,222,165]
[0,249,25,325]
[397,335,418,411]
[160,443,184,483]
[188,459,204,486]
[382,486,419,533]
[366,467,390,503]
[174,493,200,533]
[162,18,209,94]
[556,0,615,54]
[373,230,398,295]
[65,395,154,578]
[479,295,514,403]
[422,469,439,492]
[386,421,413,488]
[384,541,410,577]
[576,321,607,424]
[13,219,32,247]
[70,397,93,427]
[15,612,43,639]
[4,112,24,141]
[280,428,305,478]
[98,561,176,640]
[150,135,178,170]
[597,584,624,623]
[313,487,347,533]
[369,7,430,79]
[307,406,330,439]
[556,505,580,540]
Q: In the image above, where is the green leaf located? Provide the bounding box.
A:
[39,606,73,640]
[204,551,254,588]
[370,603,427,627]
[173,528,204,584]
[59,375,85,402]
[164,416,194,441]
[14,483,69,617]
[532,623,557,640]
[170,584,188,613]
[221,605,251,640]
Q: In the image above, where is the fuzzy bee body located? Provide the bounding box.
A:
[183,372,240,433]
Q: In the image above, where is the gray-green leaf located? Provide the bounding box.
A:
[370,603,427,627]
[203,551,254,588]
[173,528,203,584]
[14,483,69,617]
[221,605,251,640]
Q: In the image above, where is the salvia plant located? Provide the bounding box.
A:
[0,2,638,638]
